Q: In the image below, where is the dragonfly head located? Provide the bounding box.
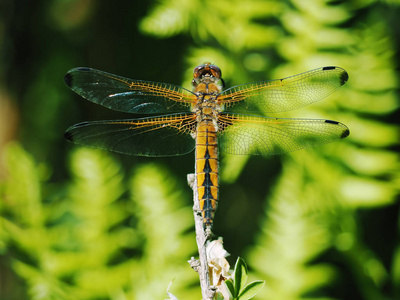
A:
[192,63,224,89]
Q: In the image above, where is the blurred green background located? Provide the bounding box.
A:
[1,0,399,299]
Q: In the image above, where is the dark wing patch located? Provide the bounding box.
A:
[65,113,197,157]
[65,67,196,114]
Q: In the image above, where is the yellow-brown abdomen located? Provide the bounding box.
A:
[195,121,219,228]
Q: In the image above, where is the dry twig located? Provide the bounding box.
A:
[187,173,216,300]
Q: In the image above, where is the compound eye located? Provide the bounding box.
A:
[209,65,221,79]
[193,65,205,78]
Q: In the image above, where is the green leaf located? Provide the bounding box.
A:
[225,279,235,296]
[217,281,234,300]
[233,257,248,297]
[238,281,265,300]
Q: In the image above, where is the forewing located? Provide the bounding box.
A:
[218,113,350,155]
[219,66,348,114]
[64,67,196,114]
[64,113,197,157]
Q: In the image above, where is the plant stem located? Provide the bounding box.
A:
[187,173,216,300]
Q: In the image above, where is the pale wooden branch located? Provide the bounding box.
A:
[187,173,216,300]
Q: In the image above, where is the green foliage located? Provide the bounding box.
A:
[140,0,281,49]
[248,161,337,299]
[0,144,198,299]
[224,258,264,300]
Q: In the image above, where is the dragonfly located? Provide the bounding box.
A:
[64,63,349,229]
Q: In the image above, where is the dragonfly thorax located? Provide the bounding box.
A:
[193,82,221,95]
[194,99,220,117]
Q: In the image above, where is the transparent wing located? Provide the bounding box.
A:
[219,66,348,114]
[217,113,350,155]
[64,67,196,114]
[64,113,197,157]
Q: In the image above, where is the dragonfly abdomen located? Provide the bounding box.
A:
[195,121,219,228]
